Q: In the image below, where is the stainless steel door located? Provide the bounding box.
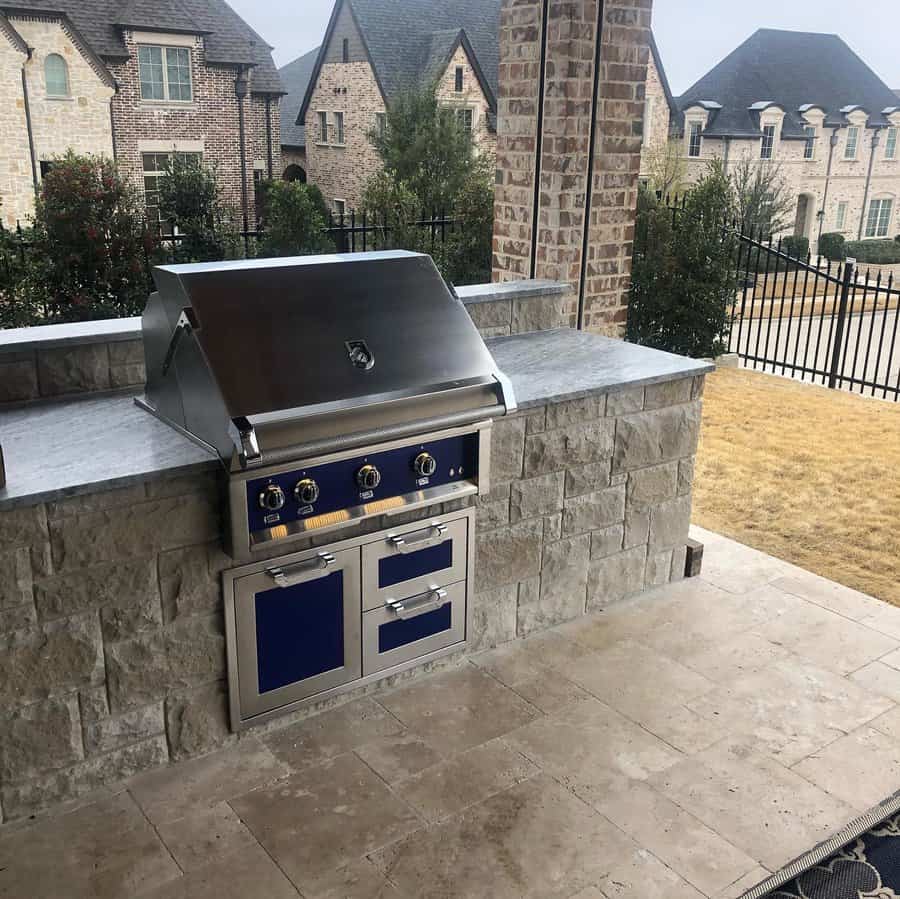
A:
[231,548,361,718]
[362,580,466,675]
[361,517,468,611]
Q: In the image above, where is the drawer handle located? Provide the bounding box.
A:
[388,522,448,554]
[386,587,448,620]
[268,552,335,588]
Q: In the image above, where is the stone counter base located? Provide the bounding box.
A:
[0,376,702,822]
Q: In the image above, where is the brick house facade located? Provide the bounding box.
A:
[291,0,499,212]
[639,34,675,181]
[0,3,282,229]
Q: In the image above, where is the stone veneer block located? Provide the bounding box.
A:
[0,694,83,781]
[467,298,512,332]
[511,295,565,333]
[0,356,39,403]
[475,519,543,590]
[37,344,110,397]
[562,485,626,536]
[519,534,591,634]
[510,471,565,522]
[644,378,693,410]
[470,584,519,651]
[587,546,648,609]
[490,416,526,484]
[524,420,615,477]
[627,462,679,509]
[612,402,701,473]
[165,681,233,761]
[649,495,693,552]
[0,546,32,609]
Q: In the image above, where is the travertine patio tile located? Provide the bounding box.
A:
[377,664,540,754]
[596,779,760,896]
[137,842,299,899]
[372,773,643,899]
[753,596,898,675]
[598,846,706,898]
[392,737,539,821]
[126,737,289,825]
[877,645,900,671]
[298,857,407,899]
[680,630,792,682]
[471,629,594,684]
[650,737,856,871]
[155,801,256,870]
[263,697,405,771]
[771,574,886,621]
[712,866,771,898]
[0,792,180,899]
[793,726,900,810]
[868,704,900,740]
[230,753,420,892]
[858,605,900,641]
[698,539,793,595]
[850,660,900,702]
[509,669,594,713]
[505,697,683,806]
[353,732,443,783]
[686,657,893,765]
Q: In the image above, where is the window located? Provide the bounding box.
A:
[688,121,702,157]
[865,198,894,238]
[333,198,346,217]
[886,127,898,160]
[334,111,344,144]
[138,45,192,101]
[836,201,848,231]
[39,160,54,179]
[454,66,463,92]
[844,126,859,159]
[455,107,473,132]
[142,151,201,232]
[760,124,776,159]
[44,54,69,97]
[342,38,349,63]
[803,126,816,159]
[317,110,328,142]
[643,97,654,141]
[375,112,386,139]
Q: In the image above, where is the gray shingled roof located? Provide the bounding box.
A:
[0,0,282,92]
[279,47,319,147]
[677,29,900,139]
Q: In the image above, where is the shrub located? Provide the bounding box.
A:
[628,162,738,358]
[0,221,36,328]
[818,232,846,262]
[844,239,900,264]
[781,235,809,261]
[256,181,335,257]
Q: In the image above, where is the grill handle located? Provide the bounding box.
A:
[267,552,335,588]
[386,587,448,621]
[388,522,448,554]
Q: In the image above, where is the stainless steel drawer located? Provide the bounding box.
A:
[362,580,466,676]
[361,517,468,611]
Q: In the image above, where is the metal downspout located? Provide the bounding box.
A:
[21,58,38,194]
[817,128,839,243]
[857,128,881,241]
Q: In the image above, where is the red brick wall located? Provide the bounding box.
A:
[108,33,281,229]
[492,0,651,336]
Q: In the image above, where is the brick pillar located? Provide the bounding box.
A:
[492,0,651,337]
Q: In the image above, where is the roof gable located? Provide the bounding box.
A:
[677,29,900,138]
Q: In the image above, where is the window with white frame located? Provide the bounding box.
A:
[317,110,328,142]
[375,112,386,139]
[886,127,898,160]
[836,201,848,230]
[333,198,346,217]
[687,121,702,157]
[454,66,463,92]
[865,198,894,238]
[138,45,192,101]
[142,151,201,232]
[844,126,859,159]
[803,126,816,159]
[334,111,345,144]
[456,107,474,132]
[760,124,776,159]
[44,54,69,97]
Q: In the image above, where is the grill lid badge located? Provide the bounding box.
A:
[345,340,375,371]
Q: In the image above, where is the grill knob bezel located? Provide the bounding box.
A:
[259,483,286,512]
[356,464,381,491]
[294,478,320,506]
[413,452,437,478]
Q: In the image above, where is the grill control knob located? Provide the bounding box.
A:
[294,478,320,505]
[259,484,286,512]
[356,464,381,491]
[413,452,437,478]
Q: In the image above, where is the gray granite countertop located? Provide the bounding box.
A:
[0,329,712,511]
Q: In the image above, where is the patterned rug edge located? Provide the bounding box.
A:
[739,787,900,899]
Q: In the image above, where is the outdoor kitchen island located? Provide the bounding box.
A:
[0,301,711,821]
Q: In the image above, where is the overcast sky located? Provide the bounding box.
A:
[229,0,900,94]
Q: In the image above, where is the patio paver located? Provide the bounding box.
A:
[3,526,900,899]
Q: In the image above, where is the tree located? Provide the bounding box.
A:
[628,161,737,358]
[256,181,335,257]
[643,138,688,198]
[730,157,795,239]
[23,151,153,323]
[156,155,239,262]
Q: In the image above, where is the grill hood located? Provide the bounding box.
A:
[140,251,515,470]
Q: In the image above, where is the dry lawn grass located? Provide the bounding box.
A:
[693,366,900,606]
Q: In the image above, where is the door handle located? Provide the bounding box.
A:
[385,587,448,620]
[267,552,335,588]
[388,522,448,554]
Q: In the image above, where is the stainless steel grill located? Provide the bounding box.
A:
[138,250,515,729]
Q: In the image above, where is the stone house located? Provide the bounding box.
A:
[289,0,500,213]
[639,32,677,181]
[674,29,900,247]
[0,1,283,230]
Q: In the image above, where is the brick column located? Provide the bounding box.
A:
[492,0,651,337]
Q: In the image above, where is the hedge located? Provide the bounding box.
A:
[844,239,900,265]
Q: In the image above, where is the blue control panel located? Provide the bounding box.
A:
[245,432,479,536]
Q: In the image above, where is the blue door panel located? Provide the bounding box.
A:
[378,541,453,589]
[378,604,452,653]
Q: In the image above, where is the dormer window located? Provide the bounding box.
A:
[760,124,776,159]
[138,45,192,102]
[803,126,816,159]
[688,121,702,157]
[845,126,860,159]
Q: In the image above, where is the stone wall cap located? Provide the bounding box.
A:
[455,280,570,305]
[0,317,142,355]
[488,329,714,410]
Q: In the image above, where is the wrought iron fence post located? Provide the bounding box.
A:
[827,258,855,389]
